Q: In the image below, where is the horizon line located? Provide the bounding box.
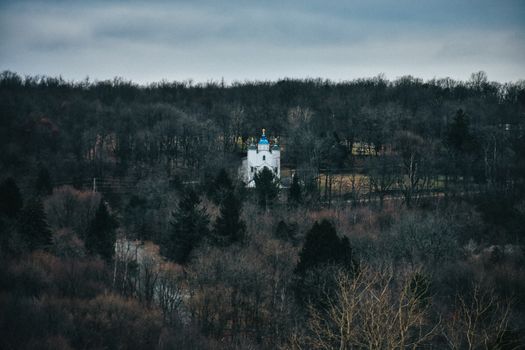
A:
[2,69,524,87]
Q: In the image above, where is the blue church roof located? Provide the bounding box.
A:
[258,135,270,145]
[258,129,270,145]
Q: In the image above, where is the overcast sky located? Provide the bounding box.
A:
[1,0,524,84]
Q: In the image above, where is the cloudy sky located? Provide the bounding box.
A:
[1,0,524,83]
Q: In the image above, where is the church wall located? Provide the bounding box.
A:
[245,148,280,187]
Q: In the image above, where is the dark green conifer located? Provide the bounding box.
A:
[274,220,297,243]
[212,191,245,245]
[254,167,279,209]
[294,220,357,306]
[288,174,302,206]
[35,166,53,196]
[295,220,356,275]
[86,200,117,261]
[0,178,23,219]
[168,188,209,264]
[208,168,234,204]
[17,197,52,250]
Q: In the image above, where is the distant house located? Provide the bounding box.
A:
[241,129,280,187]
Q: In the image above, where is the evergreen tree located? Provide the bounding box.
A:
[294,220,357,306]
[0,177,23,219]
[288,174,302,206]
[168,188,209,264]
[35,166,53,196]
[295,220,356,275]
[274,220,297,243]
[253,167,279,209]
[212,191,245,245]
[86,200,117,261]
[17,197,52,250]
[445,109,481,189]
[446,109,474,153]
[207,168,234,205]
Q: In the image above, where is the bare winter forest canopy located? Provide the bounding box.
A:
[1,70,525,349]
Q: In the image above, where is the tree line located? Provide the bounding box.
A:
[1,71,524,349]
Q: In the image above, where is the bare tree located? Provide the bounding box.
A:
[291,266,439,350]
[44,186,101,237]
[443,284,513,350]
[394,131,431,207]
[157,262,184,324]
[367,151,399,209]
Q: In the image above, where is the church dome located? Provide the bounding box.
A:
[258,129,270,145]
[258,136,269,145]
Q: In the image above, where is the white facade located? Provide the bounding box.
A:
[242,130,280,187]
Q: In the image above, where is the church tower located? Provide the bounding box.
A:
[244,129,280,187]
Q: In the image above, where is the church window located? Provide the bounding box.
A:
[251,167,254,173]
[263,155,266,161]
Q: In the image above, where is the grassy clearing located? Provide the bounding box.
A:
[317,173,460,196]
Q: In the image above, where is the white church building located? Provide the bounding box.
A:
[241,129,280,187]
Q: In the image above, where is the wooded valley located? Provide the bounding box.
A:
[1,70,524,349]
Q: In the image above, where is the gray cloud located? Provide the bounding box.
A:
[0,0,524,83]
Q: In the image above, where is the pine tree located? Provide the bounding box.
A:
[447,109,471,153]
[295,220,356,275]
[35,166,53,196]
[446,109,480,190]
[294,220,357,306]
[17,197,52,250]
[274,220,297,242]
[168,188,209,264]
[254,167,279,209]
[212,191,245,246]
[288,174,302,206]
[208,168,234,204]
[86,200,117,261]
[0,177,23,219]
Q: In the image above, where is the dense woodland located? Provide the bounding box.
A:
[1,70,525,349]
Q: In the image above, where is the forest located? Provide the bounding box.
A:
[1,70,525,349]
